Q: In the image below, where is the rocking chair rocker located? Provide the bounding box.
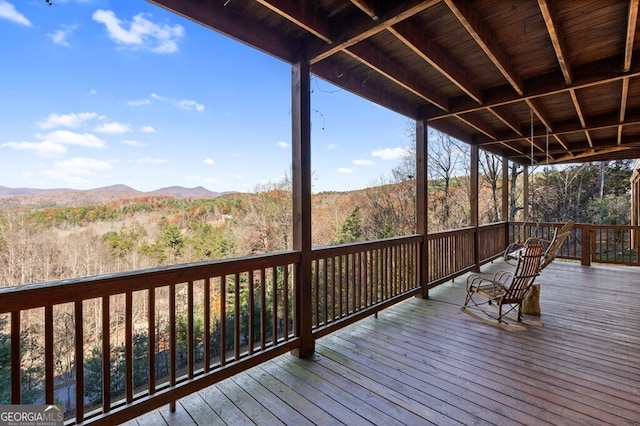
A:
[461,244,543,330]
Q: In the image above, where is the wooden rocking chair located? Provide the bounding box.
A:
[461,244,543,330]
[503,219,575,271]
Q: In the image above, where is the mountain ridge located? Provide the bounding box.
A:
[0,185,226,207]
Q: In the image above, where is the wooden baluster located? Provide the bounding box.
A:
[45,305,54,404]
[75,301,84,422]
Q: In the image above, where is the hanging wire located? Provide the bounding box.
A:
[546,126,550,169]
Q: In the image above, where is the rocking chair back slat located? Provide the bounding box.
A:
[503,244,543,304]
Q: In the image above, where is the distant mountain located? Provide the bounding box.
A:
[0,184,224,208]
[0,186,71,198]
[150,186,220,199]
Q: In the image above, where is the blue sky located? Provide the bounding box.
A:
[0,0,411,193]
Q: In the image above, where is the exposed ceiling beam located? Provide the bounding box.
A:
[309,0,439,64]
[569,89,592,148]
[487,107,523,137]
[625,0,639,72]
[549,145,639,164]
[621,76,630,123]
[436,54,640,119]
[389,21,483,104]
[444,0,524,96]
[345,42,449,111]
[149,0,297,62]
[255,0,333,43]
[485,108,640,145]
[538,0,572,84]
[311,58,419,119]
[350,0,379,20]
[453,113,496,139]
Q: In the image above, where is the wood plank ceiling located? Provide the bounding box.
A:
[150,0,640,165]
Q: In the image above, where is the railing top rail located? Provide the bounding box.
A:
[311,234,422,259]
[0,250,300,313]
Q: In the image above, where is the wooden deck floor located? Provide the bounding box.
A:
[130,261,640,425]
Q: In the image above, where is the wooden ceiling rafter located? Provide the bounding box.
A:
[625,0,639,72]
[487,107,523,137]
[311,58,419,118]
[452,113,496,140]
[309,0,438,64]
[149,0,298,62]
[350,0,379,20]
[150,0,640,165]
[538,0,572,85]
[255,0,333,43]
[345,42,449,111]
[569,89,592,149]
[444,0,524,96]
[389,21,483,104]
[440,54,640,120]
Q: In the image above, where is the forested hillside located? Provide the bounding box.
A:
[0,157,632,288]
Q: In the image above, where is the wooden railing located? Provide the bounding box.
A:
[426,227,475,286]
[426,223,505,288]
[0,252,300,425]
[590,224,640,265]
[3,221,636,424]
[311,236,422,338]
[508,222,640,266]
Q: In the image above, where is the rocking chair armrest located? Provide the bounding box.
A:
[466,275,498,292]
[493,270,513,286]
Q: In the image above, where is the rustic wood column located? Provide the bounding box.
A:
[502,157,510,248]
[470,141,480,272]
[416,119,428,298]
[291,49,314,357]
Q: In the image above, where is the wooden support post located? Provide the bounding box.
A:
[291,47,314,357]
[502,158,510,248]
[416,119,428,298]
[581,224,592,266]
[470,141,480,272]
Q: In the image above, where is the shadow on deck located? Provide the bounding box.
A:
[131,261,640,425]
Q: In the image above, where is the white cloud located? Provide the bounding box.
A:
[88,89,97,96]
[178,99,204,112]
[371,147,408,160]
[94,121,130,134]
[48,24,79,47]
[127,99,151,106]
[141,125,156,133]
[137,157,167,164]
[37,112,98,129]
[122,139,145,147]
[0,1,30,26]
[92,9,184,53]
[40,130,106,148]
[54,157,112,175]
[327,143,337,150]
[1,140,66,157]
[277,141,289,148]
[337,167,353,174]
[353,159,375,166]
[203,158,215,166]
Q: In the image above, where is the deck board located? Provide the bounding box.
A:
[133,261,640,425]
